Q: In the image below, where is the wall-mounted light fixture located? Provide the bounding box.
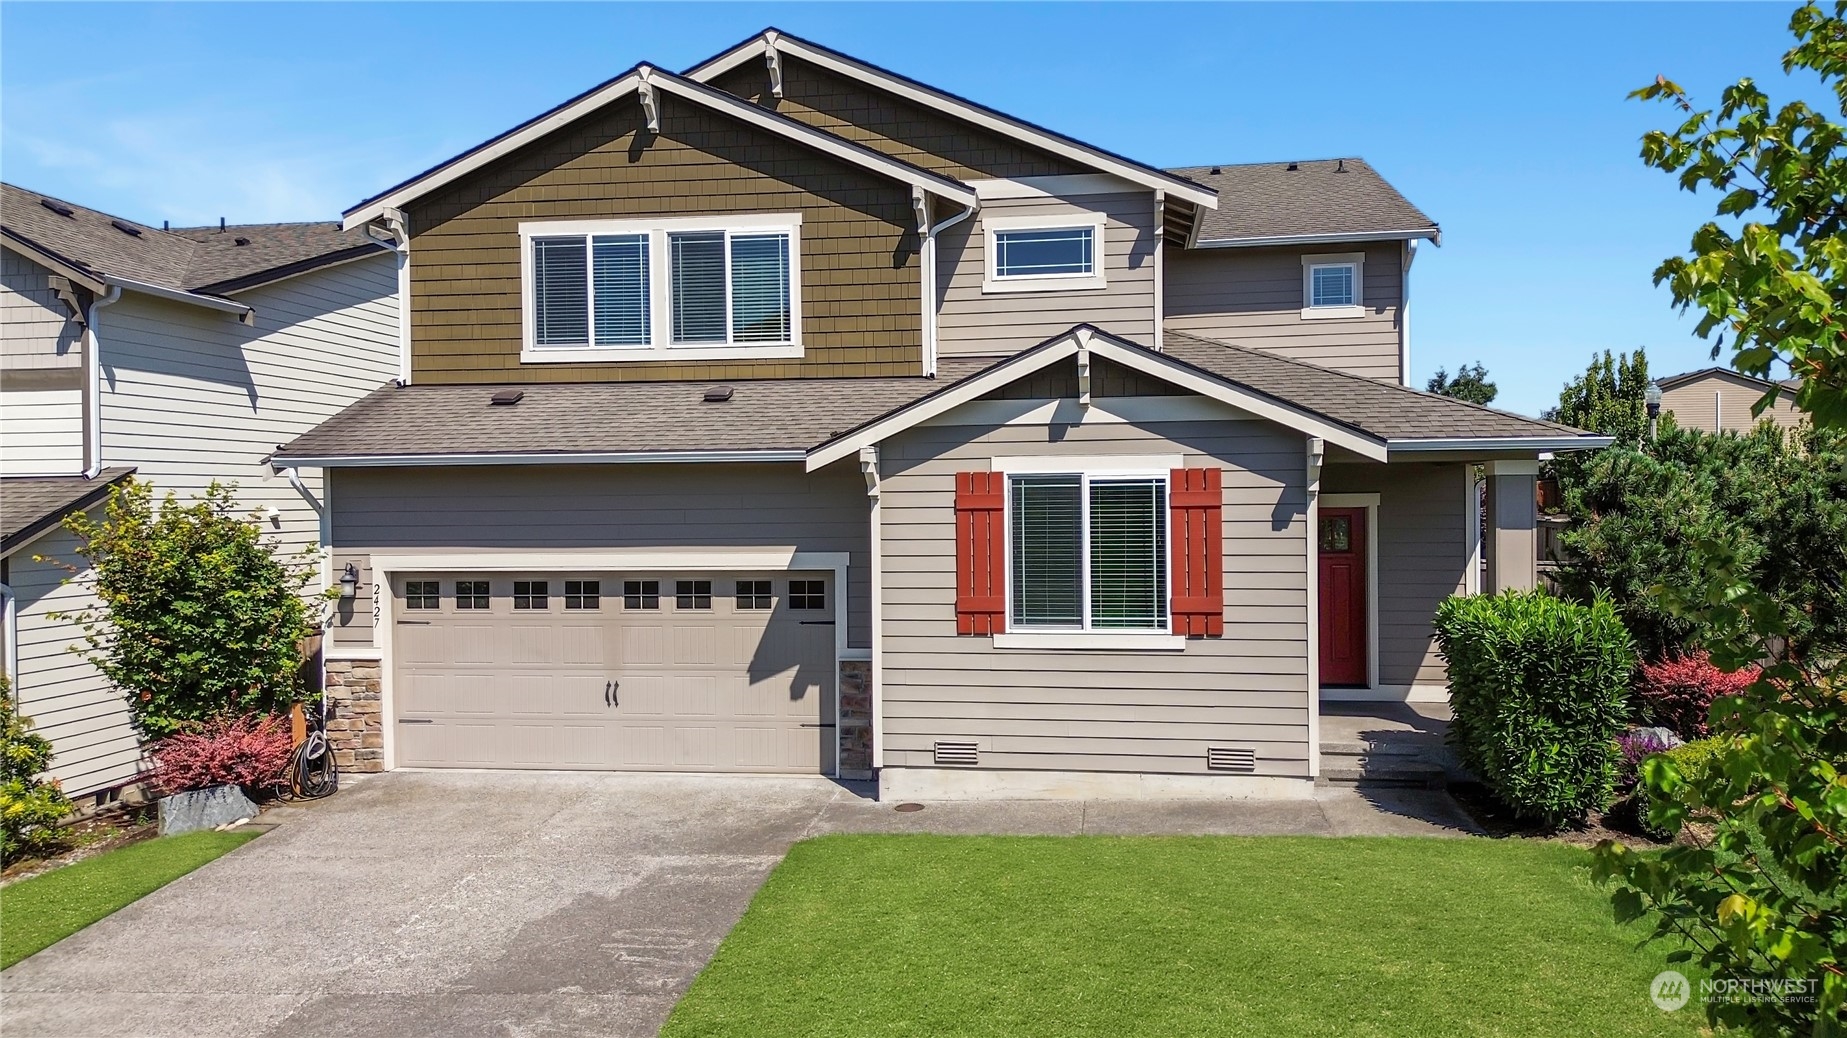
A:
[339,562,359,600]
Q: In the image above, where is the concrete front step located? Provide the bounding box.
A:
[1316,762,1449,788]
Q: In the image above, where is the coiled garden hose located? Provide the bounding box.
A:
[285,729,339,800]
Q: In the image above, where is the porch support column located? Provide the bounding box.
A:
[1483,459,1539,593]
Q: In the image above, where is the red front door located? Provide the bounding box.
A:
[1318,507,1368,687]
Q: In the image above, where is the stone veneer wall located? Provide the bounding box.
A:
[323,658,383,773]
[839,660,873,778]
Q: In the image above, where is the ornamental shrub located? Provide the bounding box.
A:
[1,677,73,862]
[54,480,323,738]
[1635,650,1761,739]
[1616,728,1681,791]
[1658,736,1731,791]
[148,714,294,795]
[1434,590,1637,827]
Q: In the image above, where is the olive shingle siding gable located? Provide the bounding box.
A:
[708,56,1086,181]
[407,92,924,384]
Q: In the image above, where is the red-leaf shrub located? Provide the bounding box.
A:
[1634,651,1760,738]
[149,714,294,795]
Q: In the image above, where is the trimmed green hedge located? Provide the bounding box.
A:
[1434,591,1636,826]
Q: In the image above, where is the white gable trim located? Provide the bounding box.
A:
[685,33,1219,211]
[805,328,1386,471]
[343,65,976,230]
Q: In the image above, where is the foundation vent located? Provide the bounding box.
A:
[1206,746,1257,773]
[933,741,979,767]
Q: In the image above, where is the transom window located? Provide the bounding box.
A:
[1009,473,1168,631]
[404,581,439,610]
[455,580,490,609]
[789,580,826,610]
[564,580,601,609]
[736,580,772,610]
[676,579,713,610]
[522,215,802,362]
[623,580,660,610]
[1301,252,1365,317]
[985,215,1108,293]
[513,580,549,610]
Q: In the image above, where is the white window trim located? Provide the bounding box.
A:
[518,213,804,363]
[983,213,1109,294]
[1301,251,1365,320]
[995,454,1181,649]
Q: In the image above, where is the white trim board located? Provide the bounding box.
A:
[682,32,1218,210]
[344,64,976,229]
[966,174,1142,200]
[273,449,807,468]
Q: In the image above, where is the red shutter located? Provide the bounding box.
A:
[954,471,1006,634]
[1170,467,1224,637]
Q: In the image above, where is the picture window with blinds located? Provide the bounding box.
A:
[735,580,772,609]
[1009,473,1169,632]
[789,580,826,610]
[676,580,713,610]
[513,581,549,610]
[404,581,440,610]
[521,216,802,362]
[623,580,660,610]
[564,580,601,609]
[455,580,490,609]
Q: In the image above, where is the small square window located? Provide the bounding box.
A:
[564,579,601,609]
[623,580,660,609]
[736,580,772,609]
[1309,263,1356,308]
[456,580,490,609]
[514,580,549,609]
[405,580,440,610]
[789,580,827,610]
[676,579,713,610]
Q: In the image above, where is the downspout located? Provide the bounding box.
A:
[913,189,977,378]
[2,577,18,706]
[365,208,412,386]
[1399,241,1415,387]
[860,446,883,773]
[82,285,124,478]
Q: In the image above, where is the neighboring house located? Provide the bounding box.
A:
[1656,366,1805,434]
[275,28,1609,798]
[0,184,399,800]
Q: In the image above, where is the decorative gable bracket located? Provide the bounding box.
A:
[763,31,784,98]
[637,67,661,133]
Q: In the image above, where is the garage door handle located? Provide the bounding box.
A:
[606,680,618,708]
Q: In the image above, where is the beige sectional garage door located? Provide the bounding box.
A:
[390,571,835,773]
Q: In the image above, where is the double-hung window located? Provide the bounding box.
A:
[522,215,801,362]
[1301,252,1365,319]
[984,214,1108,293]
[1008,472,1169,632]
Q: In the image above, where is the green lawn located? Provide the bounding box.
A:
[664,835,1702,1038]
[1,829,259,969]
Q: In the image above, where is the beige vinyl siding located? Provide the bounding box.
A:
[936,193,1159,358]
[98,253,399,563]
[878,415,1312,778]
[2,250,85,475]
[1,248,83,372]
[1323,462,1468,689]
[326,462,872,650]
[1661,372,1804,433]
[1162,243,1403,381]
[1,387,83,476]
[6,523,143,796]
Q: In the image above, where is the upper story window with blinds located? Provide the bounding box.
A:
[983,213,1109,294]
[1300,251,1365,320]
[520,215,802,362]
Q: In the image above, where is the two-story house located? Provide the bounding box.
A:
[276,29,1608,798]
[1,184,400,800]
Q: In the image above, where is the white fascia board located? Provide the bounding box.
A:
[343,68,974,230]
[105,275,254,319]
[1388,435,1613,454]
[1195,228,1441,249]
[273,449,807,468]
[684,36,1218,210]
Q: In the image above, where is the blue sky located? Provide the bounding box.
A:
[0,2,1812,416]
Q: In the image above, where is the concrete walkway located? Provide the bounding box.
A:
[0,772,1477,1038]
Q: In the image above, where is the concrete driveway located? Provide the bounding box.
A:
[0,771,1475,1038]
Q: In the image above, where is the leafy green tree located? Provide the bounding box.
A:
[53,480,323,738]
[1548,348,1653,445]
[1426,362,1499,405]
[1632,1,1847,429]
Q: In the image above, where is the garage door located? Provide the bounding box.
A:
[390,571,836,773]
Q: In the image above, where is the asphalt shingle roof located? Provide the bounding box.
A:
[1,183,380,296]
[1,468,135,555]
[1165,158,1437,244]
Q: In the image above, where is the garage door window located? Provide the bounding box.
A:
[514,581,549,609]
[790,580,826,610]
[456,580,490,609]
[736,580,772,609]
[405,581,440,610]
[676,580,713,609]
[623,580,660,609]
[565,580,601,609]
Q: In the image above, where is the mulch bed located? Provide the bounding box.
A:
[1448,782,1676,848]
